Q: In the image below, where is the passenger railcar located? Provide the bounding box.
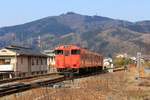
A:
[54,45,103,74]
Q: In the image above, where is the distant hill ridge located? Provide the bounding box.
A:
[0,12,150,56]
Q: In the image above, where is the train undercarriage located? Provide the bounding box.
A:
[57,66,103,76]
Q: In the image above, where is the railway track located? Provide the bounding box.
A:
[0,83,31,97]
[0,73,57,84]
[0,72,105,97]
[0,74,64,97]
[0,68,124,97]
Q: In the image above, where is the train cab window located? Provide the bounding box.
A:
[71,50,80,55]
[55,50,63,55]
[64,50,70,56]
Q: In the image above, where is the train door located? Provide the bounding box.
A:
[55,50,65,68]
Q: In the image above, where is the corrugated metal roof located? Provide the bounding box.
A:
[5,45,47,57]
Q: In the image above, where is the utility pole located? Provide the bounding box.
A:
[136,52,141,79]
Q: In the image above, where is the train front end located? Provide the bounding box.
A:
[54,45,81,74]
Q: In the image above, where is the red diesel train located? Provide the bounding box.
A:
[54,45,103,74]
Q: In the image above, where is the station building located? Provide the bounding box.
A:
[0,45,48,79]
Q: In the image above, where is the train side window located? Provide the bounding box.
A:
[55,50,63,55]
[71,50,80,55]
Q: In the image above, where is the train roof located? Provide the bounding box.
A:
[55,45,80,50]
[82,48,102,56]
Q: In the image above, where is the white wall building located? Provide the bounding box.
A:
[103,58,114,72]
[44,50,56,72]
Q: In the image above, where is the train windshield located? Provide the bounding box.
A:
[64,50,70,56]
[71,49,80,55]
[55,50,63,55]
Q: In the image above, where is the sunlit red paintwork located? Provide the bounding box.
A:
[54,45,103,73]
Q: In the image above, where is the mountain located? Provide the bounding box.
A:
[0,12,150,56]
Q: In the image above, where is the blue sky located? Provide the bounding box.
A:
[0,0,150,27]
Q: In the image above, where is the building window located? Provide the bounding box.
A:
[0,59,11,65]
[32,58,34,65]
[21,57,23,64]
[36,58,38,65]
[41,58,43,65]
[44,58,47,65]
